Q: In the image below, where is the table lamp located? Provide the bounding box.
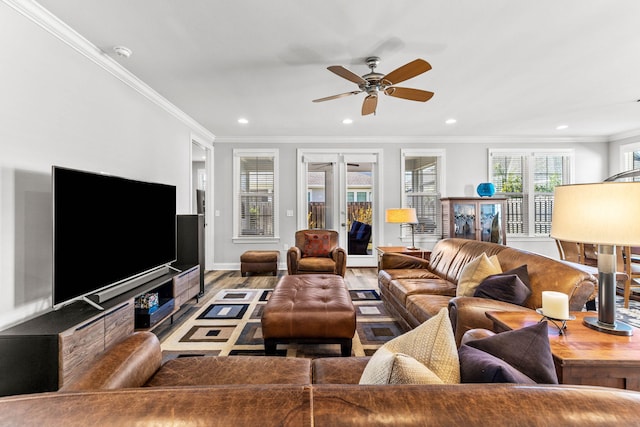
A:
[551,182,640,336]
[386,208,419,250]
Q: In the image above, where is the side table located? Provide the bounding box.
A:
[486,310,640,391]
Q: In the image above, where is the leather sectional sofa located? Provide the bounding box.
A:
[378,238,597,345]
[1,331,639,426]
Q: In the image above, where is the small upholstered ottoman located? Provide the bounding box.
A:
[240,250,279,277]
[261,274,356,356]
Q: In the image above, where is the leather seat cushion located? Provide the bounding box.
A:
[405,294,453,324]
[378,269,442,289]
[387,278,456,305]
[297,257,336,272]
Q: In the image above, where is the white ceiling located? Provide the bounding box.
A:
[36,0,640,139]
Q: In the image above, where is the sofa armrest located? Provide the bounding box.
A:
[460,328,495,346]
[448,297,532,347]
[287,246,302,275]
[59,332,162,392]
[380,253,430,270]
[331,247,347,277]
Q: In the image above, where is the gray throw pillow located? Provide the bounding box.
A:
[473,273,531,305]
[461,321,558,384]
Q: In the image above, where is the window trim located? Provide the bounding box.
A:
[488,148,574,237]
[232,148,280,242]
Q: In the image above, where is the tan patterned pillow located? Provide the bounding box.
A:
[456,253,502,297]
[359,307,460,384]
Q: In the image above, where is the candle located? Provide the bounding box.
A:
[542,291,569,319]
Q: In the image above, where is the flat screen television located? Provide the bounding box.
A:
[53,166,176,307]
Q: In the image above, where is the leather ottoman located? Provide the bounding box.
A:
[261,274,356,356]
[240,250,279,277]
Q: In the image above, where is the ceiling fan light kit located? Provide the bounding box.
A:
[313,56,434,116]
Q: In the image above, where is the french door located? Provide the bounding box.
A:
[297,149,381,267]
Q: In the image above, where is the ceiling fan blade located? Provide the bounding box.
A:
[384,87,434,102]
[361,95,378,116]
[382,59,432,85]
[327,65,367,85]
[312,90,361,103]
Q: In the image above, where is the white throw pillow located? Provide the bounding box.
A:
[359,307,460,385]
[456,253,502,297]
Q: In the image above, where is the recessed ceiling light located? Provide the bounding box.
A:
[445,118,457,124]
[237,118,249,124]
[342,118,353,124]
[556,125,569,130]
[113,46,132,58]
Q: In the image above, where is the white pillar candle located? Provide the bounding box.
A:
[542,291,569,319]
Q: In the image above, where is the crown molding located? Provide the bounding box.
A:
[608,128,640,143]
[4,0,215,142]
[213,135,608,145]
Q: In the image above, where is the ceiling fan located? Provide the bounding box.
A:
[312,56,434,116]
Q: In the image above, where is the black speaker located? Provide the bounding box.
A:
[176,214,205,295]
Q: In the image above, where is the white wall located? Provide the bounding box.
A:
[0,4,212,329]
[212,138,607,267]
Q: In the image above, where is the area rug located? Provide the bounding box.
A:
[161,288,403,360]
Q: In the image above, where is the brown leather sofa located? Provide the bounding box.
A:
[379,238,597,345]
[2,331,639,426]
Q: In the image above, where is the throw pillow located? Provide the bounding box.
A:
[473,273,531,306]
[359,307,460,385]
[456,253,502,297]
[458,345,536,384]
[501,264,531,290]
[302,233,331,257]
[463,321,558,384]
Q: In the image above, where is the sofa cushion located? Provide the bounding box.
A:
[458,345,535,383]
[302,232,331,257]
[473,273,531,305]
[456,253,502,297]
[461,322,558,384]
[360,348,445,385]
[501,264,531,289]
[359,307,459,385]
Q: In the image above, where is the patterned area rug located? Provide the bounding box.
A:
[615,296,640,328]
[161,288,402,360]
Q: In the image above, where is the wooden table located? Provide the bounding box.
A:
[486,310,640,391]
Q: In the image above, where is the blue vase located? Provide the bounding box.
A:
[476,182,496,197]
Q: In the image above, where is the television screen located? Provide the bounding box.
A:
[53,166,176,306]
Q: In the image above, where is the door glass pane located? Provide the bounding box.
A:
[306,162,334,229]
[347,162,373,255]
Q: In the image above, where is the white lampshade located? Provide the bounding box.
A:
[385,208,418,224]
[551,182,640,245]
[551,181,640,336]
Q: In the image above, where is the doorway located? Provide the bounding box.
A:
[298,149,381,267]
[191,138,213,270]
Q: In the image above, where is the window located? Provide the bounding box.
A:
[621,142,640,180]
[401,149,445,238]
[489,149,573,236]
[233,149,279,239]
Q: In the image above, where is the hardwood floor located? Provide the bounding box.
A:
[153,268,379,342]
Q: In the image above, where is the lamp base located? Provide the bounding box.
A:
[406,246,420,251]
[582,317,633,336]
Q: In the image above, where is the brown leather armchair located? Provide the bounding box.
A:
[287,229,346,277]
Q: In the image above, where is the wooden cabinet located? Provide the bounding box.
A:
[441,197,507,244]
[0,298,134,396]
[173,265,201,307]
